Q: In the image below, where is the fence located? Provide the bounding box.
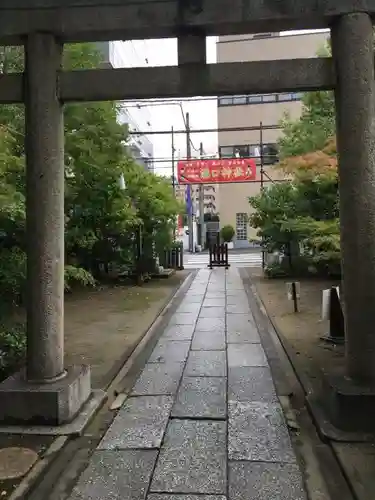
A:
[159,243,184,270]
[208,243,230,269]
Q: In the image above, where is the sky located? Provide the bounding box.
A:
[125,37,218,178]
[122,31,328,177]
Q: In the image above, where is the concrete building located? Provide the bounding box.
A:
[97,41,154,172]
[217,31,329,248]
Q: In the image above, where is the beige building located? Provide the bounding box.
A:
[175,183,219,215]
[217,31,329,248]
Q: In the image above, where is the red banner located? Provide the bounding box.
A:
[177,158,257,184]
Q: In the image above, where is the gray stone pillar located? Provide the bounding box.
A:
[25,33,65,383]
[331,13,375,383]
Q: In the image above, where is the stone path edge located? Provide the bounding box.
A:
[239,268,293,400]
[103,270,197,391]
[240,268,359,500]
[3,271,197,500]
[242,268,374,443]
[109,271,198,399]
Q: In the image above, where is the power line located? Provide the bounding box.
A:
[129,124,281,135]
[123,96,220,106]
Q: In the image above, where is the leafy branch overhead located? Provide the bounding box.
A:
[249,40,340,277]
[0,41,181,302]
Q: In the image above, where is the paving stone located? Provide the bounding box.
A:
[168,313,197,326]
[148,496,226,500]
[151,420,226,494]
[177,303,202,314]
[229,462,306,500]
[191,330,226,350]
[188,290,207,297]
[226,293,248,305]
[98,396,173,450]
[199,307,225,319]
[226,289,246,296]
[196,317,225,332]
[149,341,191,363]
[172,377,226,419]
[68,450,157,500]
[207,287,225,294]
[183,295,205,303]
[226,313,256,333]
[162,324,195,341]
[228,344,268,367]
[131,363,185,396]
[228,367,278,402]
[202,298,226,307]
[226,303,251,314]
[228,401,297,462]
[185,350,227,377]
[226,321,261,343]
[205,292,225,299]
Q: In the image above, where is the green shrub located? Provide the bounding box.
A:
[0,247,26,303]
[64,265,96,292]
[221,224,235,243]
[0,323,26,380]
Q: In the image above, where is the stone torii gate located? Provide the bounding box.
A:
[0,0,374,429]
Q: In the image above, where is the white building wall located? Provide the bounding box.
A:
[99,40,155,171]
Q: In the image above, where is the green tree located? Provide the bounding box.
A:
[249,141,340,276]
[278,42,336,158]
[0,41,183,378]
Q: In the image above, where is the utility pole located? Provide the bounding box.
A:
[186,112,194,253]
[171,126,176,241]
[199,142,205,250]
[260,121,266,269]
[171,126,175,196]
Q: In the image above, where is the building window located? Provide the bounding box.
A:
[249,145,261,158]
[262,144,279,164]
[220,143,278,163]
[232,95,247,105]
[217,92,303,107]
[248,95,262,104]
[262,94,277,102]
[218,96,234,106]
[219,146,235,158]
[252,33,275,39]
[233,145,249,158]
[236,213,248,241]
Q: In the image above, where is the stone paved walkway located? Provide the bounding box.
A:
[68,269,307,500]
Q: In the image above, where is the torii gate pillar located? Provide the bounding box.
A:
[324,12,375,430]
[0,33,92,426]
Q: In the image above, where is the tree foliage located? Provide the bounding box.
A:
[249,39,340,277]
[0,43,181,376]
[277,42,336,159]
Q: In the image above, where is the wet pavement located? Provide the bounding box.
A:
[68,268,307,500]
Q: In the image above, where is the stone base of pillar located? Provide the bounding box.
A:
[322,370,375,433]
[0,365,91,426]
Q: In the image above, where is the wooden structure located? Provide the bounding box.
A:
[160,243,184,271]
[208,244,230,270]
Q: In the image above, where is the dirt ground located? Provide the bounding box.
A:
[250,267,344,391]
[0,271,188,499]
[64,272,188,388]
[249,268,375,500]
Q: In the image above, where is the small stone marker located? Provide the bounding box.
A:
[321,286,340,320]
[0,447,38,480]
[286,281,300,312]
[321,286,345,344]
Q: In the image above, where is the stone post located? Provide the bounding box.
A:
[24,33,65,383]
[331,13,375,383]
